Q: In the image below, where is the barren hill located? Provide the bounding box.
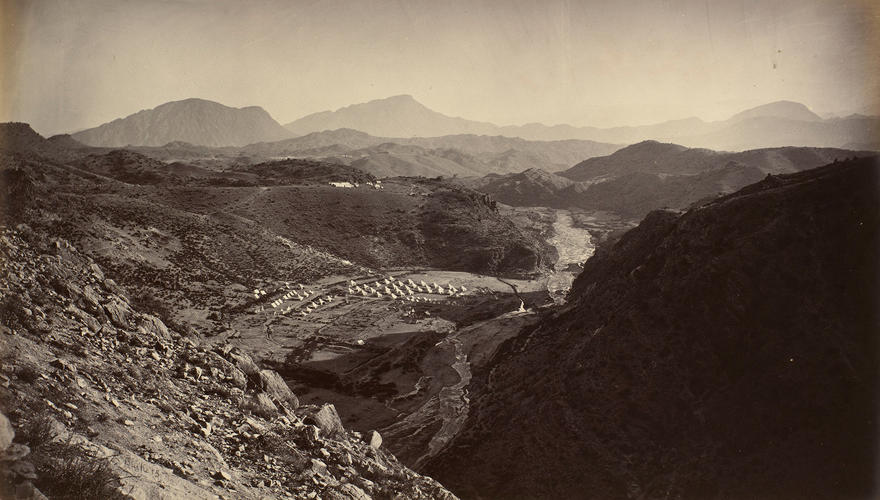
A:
[72,99,293,147]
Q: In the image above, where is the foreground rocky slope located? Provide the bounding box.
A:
[0,225,456,499]
[425,157,879,499]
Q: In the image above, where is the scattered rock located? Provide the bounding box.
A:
[49,358,75,373]
[103,298,133,328]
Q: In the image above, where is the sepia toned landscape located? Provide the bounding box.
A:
[0,1,878,499]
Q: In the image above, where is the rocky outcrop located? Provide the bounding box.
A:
[258,369,299,408]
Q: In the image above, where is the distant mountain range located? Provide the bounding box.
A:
[72,98,293,147]
[286,96,879,151]
[465,140,873,218]
[68,95,879,152]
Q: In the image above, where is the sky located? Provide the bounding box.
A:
[2,0,879,136]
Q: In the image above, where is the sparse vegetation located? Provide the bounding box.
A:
[32,439,126,500]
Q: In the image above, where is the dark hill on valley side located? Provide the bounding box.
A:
[425,157,879,499]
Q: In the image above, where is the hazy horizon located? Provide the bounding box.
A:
[3,0,878,137]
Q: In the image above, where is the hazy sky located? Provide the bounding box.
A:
[3,0,878,136]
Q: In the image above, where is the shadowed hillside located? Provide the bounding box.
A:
[425,157,879,499]
[467,142,873,219]
[561,140,866,182]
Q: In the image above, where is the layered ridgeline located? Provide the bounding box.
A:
[2,123,550,328]
[241,128,620,178]
[285,96,879,151]
[72,99,293,147]
[425,157,879,499]
[123,126,620,179]
[466,140,872,218]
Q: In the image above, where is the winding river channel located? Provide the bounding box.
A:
[384,209,599,467]
[546,210,596,303]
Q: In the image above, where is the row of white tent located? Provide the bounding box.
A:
[289,294,336,317]
[253,282,320,314]
[346,276,467,301]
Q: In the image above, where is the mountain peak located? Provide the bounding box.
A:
[285,94,498,138]
[383,94,417,102]
[729,100,822,123]
[71,99,291,147]
[614,140,688,155]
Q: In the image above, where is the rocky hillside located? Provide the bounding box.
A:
[72,99,293,147]
[425,157,879,499]
[0,224,456,499]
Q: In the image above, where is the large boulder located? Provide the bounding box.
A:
[228,350,260,384]
[248,392,278,418]
[103,298,133,329]
[302,404,345,437]
[368,430,382,450]
[227,367,248,390]
[80,284,102,313]
[137,314,170,340]
[258,370,298,408]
